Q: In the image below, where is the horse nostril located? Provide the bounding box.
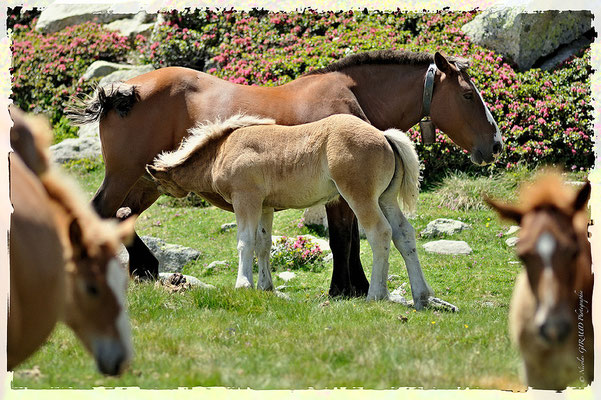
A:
[492,141,502,155]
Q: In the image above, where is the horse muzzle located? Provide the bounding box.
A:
[92,337,131,376]
[471,140,503,166]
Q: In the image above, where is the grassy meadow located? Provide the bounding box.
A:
[10,162,588,390]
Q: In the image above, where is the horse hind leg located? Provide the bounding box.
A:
[255,209,274,291]
[343,197,393,301]
[379,193,433,310]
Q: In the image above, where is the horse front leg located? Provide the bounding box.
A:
[92,174,160,280]
[326,200,369,297]
[256,209,274,291]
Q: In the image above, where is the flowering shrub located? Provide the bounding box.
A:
[144,9,593,176]
[10,19,132,142]
[9,9,593,175]
[270,236,326,272]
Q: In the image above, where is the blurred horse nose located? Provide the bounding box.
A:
[539,319,571,344]
[93,338,129,376]
[492,140,502,156]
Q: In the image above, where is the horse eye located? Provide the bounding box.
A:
[463,92,473,100]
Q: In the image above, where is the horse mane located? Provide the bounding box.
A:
[303,50,470,76]
[517,172,578,214]
[153,114,276,170]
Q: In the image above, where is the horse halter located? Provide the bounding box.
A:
[419,63,437,144]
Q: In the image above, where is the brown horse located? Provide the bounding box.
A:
[68,50,502,299]
[146,114,445,309]
[487,173,593,390]
[8,106,135,375]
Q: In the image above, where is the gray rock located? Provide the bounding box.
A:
[220,222,237,233]
[50,135,101,164]
[506,237,520,247]
[206,260,228,271]
[303,205,328,229]
[104,12,155,38]
[421,218,471,238]
[462,8,593,71]
[83,61,134,81]
[158,272,215,289]
[117,236,201,273]
[98,65,155,87]
[275,291,291,301]
[77,122,99,138]
[505,225,521,236]
[277,271,296,282]
[36,4,138,33]
[423,240,473,255]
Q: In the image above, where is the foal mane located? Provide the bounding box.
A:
[517,173,579,215]
[153,114,276,170]
[304,50,470,76]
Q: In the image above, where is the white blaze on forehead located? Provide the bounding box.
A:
[107,258,133,359]
[472,82,502,143]
[533,232,559,327]
[536,232,556,270]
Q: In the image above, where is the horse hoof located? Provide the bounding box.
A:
[235,279,253,289]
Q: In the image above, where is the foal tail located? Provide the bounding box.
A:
[65,82,139,125]
[382,129,421,213]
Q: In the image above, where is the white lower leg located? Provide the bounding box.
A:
[256,210,274,291]
[364,223,392,301]
[382,202,433,308]
[235,226,255,289]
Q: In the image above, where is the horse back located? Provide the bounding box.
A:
[8,154,65,369]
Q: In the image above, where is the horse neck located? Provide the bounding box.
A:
[173,139,222,191]
[337,63,427,130]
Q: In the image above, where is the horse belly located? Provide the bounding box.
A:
[262,174,339,210]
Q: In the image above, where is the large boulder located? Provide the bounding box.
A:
[99,64,155,86]
[462,8,593,71]
[50,135,101,164]
[118,236,201,273]
[104,11,156,38]
[35,4,139,33]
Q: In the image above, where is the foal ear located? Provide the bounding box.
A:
[68,217,85,256]
[484,196,523,224]
[434,52,453,74]
[146,164,167,181]
[572,180,591,212]
[117,216,137,247]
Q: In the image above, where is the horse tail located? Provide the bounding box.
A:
[65,82,139,125]
[382,128,421,213]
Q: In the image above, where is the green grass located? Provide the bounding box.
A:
[10,162,588,390]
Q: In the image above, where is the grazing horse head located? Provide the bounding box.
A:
[430,52,502,165]
[62,213,136,376]
[487,173,591,344]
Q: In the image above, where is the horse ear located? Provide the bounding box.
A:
[117,216,137,247]
[573,180,591,212]
[484,196,523,224]
[68,217,85,257]
[434,52,452,74]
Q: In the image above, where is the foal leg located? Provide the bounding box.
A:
[232,196,262,289]
[326,200,369,297]
[256,209,274,291]
[347,200,393,301]
[379,195,432,310]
